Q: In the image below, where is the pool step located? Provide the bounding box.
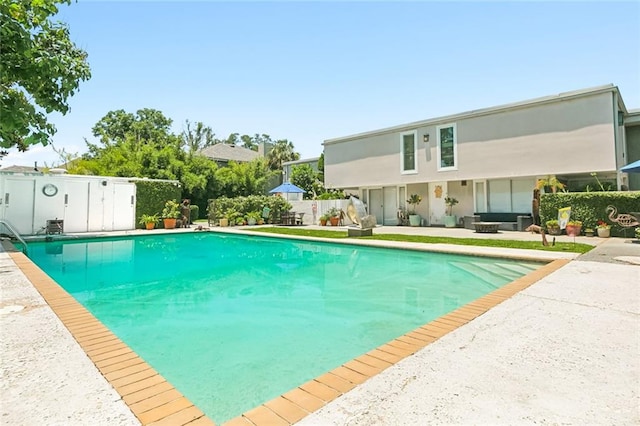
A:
[450,261,533,287]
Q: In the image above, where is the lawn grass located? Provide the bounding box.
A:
[247,227,594,254]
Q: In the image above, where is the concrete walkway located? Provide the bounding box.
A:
[1,228,638,425]
[0,250,139,425]
[299,238,640,425]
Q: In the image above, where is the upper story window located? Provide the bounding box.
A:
[401,131,417,173]
[437,123,457,171]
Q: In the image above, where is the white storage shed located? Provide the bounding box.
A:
[0,171,178,236]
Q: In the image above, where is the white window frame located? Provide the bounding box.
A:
[436,123,457,171]
[400,130,418,174]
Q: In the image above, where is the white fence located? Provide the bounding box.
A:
[287,199,356,226]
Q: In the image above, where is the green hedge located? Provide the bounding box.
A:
[207,195,292,224]
[135,181,182,229]
[540,191,640,236]
[189,204,200,221]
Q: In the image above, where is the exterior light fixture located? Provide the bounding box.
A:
[423,134,430,143]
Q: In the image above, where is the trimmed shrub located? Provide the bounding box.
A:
[135,181,182,229]
[207,195,292,225]
[189,204,200,221]
[540,191,640,237]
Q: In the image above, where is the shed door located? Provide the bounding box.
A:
[63,181,90,233]
[112,183,135,230]
[3,179,35,235]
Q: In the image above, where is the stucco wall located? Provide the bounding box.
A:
[325,92,617,188]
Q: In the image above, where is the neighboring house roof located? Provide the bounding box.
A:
[324,84,624,145]
[199,144,260,163]
[0,164,42,174]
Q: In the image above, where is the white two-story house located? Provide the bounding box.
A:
[323,84,638,226]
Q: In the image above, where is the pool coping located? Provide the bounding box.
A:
[3,233,572,425]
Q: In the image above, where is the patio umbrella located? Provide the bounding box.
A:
[269,182,305,194]
[620,159,640,173]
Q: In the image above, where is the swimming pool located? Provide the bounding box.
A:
[27,233,541,423]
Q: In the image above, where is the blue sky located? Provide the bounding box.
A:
[4,0,640,168]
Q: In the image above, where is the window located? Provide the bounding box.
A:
[401,131,417,173]
[437,123,457,170]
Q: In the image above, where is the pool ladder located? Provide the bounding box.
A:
[0,220,28,255]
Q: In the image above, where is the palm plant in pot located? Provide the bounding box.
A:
[139,214,159,230]
[407,194,422,227]
[444,196,459,228]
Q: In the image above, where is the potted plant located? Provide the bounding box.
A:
[596,220,611,238]
[319,213,329,226]
[535,175,566,193]
[246,211,261,226]
[139,214,159,230]
[407,194,422,227]
[546,219,561,235]
[565,220,582,237]
[444,195,459,228]
[327,207,341,226]
[584,228,595,237]
[162,200,181,229]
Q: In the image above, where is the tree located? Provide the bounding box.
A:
[91,108,172,148]
[290,164,317,199]
[0,0,91,152]
[181,120,215,154]
[266,139,300,171]
[215,159,273,198]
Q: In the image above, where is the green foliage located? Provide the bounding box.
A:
[181,120,215,154]
[246,211,261,221]
[316,189,345,200]
[209,195,291,224]
[162,200,181,219]
[540,191,640,236]
[444,196,459,215]
[290,164,317,199]
[138,214,159,225]
[69,109,220,213]
[266,139,300,170]
[189,204,200,220]
[0,0,91,151]
[407,194,422,214]
[327,207,340,218]
[215,159,273,198]
[134,181,181,228]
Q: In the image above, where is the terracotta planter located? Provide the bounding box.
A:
[163,218,177,229]
[566,224,582,237]
[597,227,610,238]
[329,217,340,226]
[320,219,327,226]
[145,222,155,230]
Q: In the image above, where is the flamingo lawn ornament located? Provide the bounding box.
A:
[606,205,640,236]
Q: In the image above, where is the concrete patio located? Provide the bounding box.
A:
[1,227,638,425]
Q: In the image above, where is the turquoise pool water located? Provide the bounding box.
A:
[27,233,540,423]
